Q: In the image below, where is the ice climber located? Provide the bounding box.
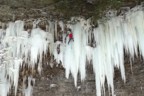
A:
[67,30,74,44]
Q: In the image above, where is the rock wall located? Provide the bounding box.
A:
[0,0,55,8]
[0,0,141,22]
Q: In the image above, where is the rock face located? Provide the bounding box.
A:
[33,65,96,96]
[0,0,58,22]
[32,56,144,96]
[0,0,55,8]
[0,0,141,22]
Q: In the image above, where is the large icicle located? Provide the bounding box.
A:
[2,20,25,96]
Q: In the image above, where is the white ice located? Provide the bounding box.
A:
[0,5,144,96]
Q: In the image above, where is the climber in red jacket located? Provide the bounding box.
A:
[66,29,74,44]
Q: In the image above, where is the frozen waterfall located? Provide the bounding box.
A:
[0,5,144,96]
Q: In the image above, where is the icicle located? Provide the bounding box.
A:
[0,66,11,96]
[54,21,58,40]
[23,76,35,96]
[33,19,41,28]
[63,41,75,80]
[48,20,55,55]
[53,41,64,64]
[30,28,50,68]
[48,20,55,38]
[86,46,93,64]
[70,22,81,86]
[59,21,65,32]
[13,59,22,95]
[63,18,89,85]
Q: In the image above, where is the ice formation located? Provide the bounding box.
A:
[0,5,144,96]
[0,20,52,96]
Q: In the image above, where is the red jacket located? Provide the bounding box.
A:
[69,33,73,39]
